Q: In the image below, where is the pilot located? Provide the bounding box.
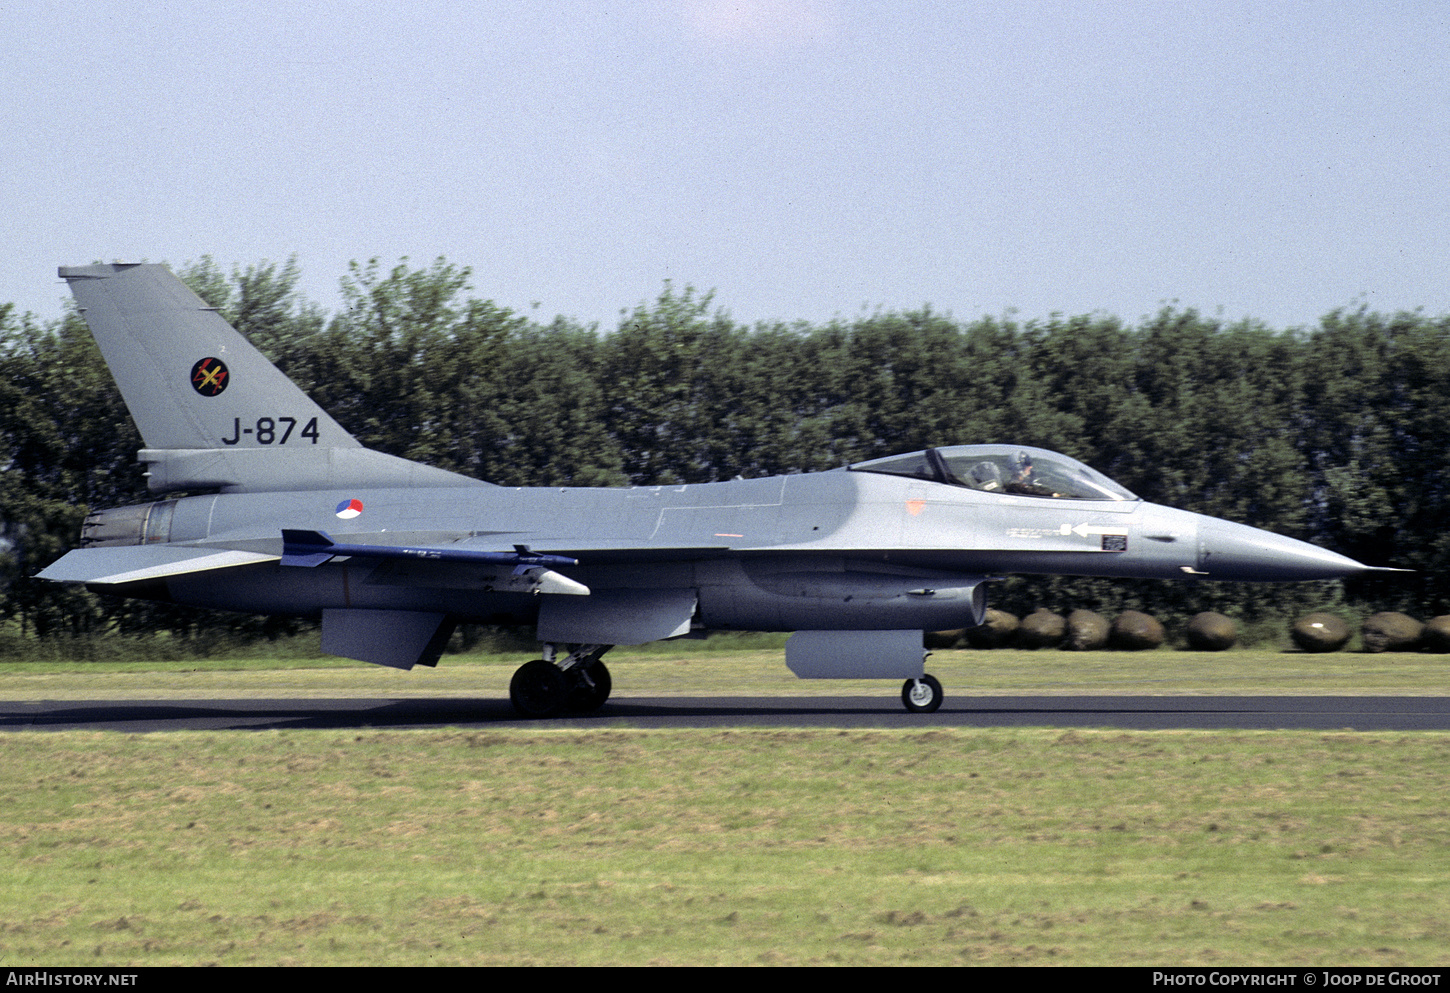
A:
[1005,451,1055,496]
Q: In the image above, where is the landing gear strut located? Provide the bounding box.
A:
[508,644,614,718]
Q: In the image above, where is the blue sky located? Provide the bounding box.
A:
[3,1,1446,331]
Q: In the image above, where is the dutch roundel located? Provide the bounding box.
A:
[335,498,364,519]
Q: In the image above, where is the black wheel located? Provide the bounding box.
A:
[901,674,944,714]
[566,660,612,713]
[510,659,568,718]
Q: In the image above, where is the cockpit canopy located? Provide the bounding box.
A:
[848,445,1138,502]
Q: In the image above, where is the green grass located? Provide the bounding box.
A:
[0,645,1447,965]
[1,727,1448,965]
[0,644,1443,699]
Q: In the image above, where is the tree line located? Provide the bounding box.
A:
[2,256,1446,646]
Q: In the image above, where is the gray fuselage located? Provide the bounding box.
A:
[95,463,1309,636]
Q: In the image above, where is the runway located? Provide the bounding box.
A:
[2,695,1448,732]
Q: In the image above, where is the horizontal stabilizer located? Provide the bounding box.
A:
[38,546,277,586]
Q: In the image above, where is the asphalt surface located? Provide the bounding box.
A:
[2,695,1448,732]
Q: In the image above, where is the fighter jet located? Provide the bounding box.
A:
[39,263,1389,716]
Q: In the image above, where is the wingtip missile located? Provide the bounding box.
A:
[277,529,588,594]
[280,529,337,567]
[280,530,578,570]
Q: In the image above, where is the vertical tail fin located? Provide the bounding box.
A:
[59,263,358,452]
[61,263,483,493]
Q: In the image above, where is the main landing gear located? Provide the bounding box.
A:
[509,644,613,719]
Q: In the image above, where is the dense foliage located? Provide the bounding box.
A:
[2,257,1446,645]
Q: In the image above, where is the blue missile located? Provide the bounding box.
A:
[281,529,579,572]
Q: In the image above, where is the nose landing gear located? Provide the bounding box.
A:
[901,674,943,713]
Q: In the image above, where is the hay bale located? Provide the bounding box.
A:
[1017,608,1066,649]
[924,629,965,650]
[1112,610,1165,650]
[1422,616,1450,653]
[1290,613,1351,653]
[963,609,1019,649]
[1185,611,1238,651]
[1361,612,1424,653]
[1066,609,1110,651]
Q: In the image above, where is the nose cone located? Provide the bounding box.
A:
[1196,516,1376,581]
